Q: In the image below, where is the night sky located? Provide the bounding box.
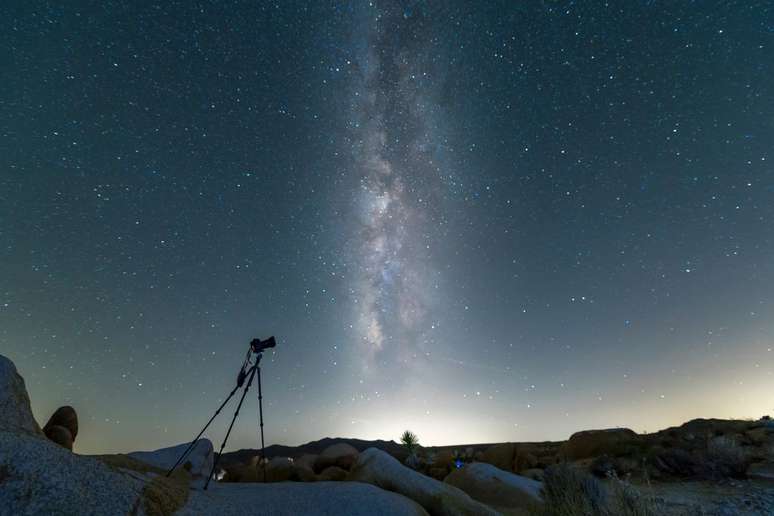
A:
[2,1,773,455]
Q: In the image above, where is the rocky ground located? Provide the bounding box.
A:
[2,352,774,515]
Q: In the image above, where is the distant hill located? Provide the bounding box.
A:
[219,437,409,466]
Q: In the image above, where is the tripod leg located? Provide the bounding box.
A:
[166,382,242,477]
[257,366,267,483]
[204,365,258,490]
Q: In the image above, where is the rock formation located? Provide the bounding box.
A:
[348,447,499,516]
[0,355,43,436]
[314,442,359,472]
[128,438,214,478]
[561,428,639,460]
[43,406,79,451]
[445,462,542,513]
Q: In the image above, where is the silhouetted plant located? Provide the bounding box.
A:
[400,430,419,455]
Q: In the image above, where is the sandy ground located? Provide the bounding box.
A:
[635,479,774,515]
[178,481,428,516]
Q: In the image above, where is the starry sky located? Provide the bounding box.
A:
[2,1,773,455]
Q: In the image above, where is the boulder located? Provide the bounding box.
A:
[318,465,348,481]
[480,443,538,473]
[128,438,214,478]
[265,457,294,482]
[45,424,74,451]
[44,405,78,441]
[348,447,499,516]
[445,462,542,512]
[295,453,318,471]
[0,354,43,436]
[314,443,359,472]
[0,421,147,514]
[293,454,318,482]
[561,428,639,460]
[481,442,515,471]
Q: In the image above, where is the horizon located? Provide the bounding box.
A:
[3,1,773,457]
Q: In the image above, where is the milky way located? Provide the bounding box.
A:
[349,4,444,373]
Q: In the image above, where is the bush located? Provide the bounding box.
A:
[705,436,751,478]
[534,463,665,516]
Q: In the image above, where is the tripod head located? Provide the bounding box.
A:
[250,336,276,353]
[238,336,275,387]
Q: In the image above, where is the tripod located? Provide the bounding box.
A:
[166,341,271,489]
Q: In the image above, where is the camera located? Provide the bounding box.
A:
[250,336,276,353]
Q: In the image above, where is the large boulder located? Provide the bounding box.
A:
[293,454,317,481]
[264,457,295,482]
[348,447,499,516]
[561,428,639,460]
[314,442,359,472]
[43,405,79,451]
[480,443,538,473]
[481,443,515,471]
[128,438,214,478]
[1,421,148,514]
[44,425,74,451]
[0,354,43,436]
[445,462,542,513]
[44,406,79,441]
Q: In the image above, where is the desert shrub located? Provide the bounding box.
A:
[705,435,751,478]
[534,463,665,516]
[652,447,698,477]
[537,463,608,515]
[400,430,419,455]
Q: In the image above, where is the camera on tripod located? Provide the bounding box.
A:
[250,336,276,353]
[167,335,278,488]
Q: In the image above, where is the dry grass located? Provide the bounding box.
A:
[704,436,751,478]
[531,463,666,516]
